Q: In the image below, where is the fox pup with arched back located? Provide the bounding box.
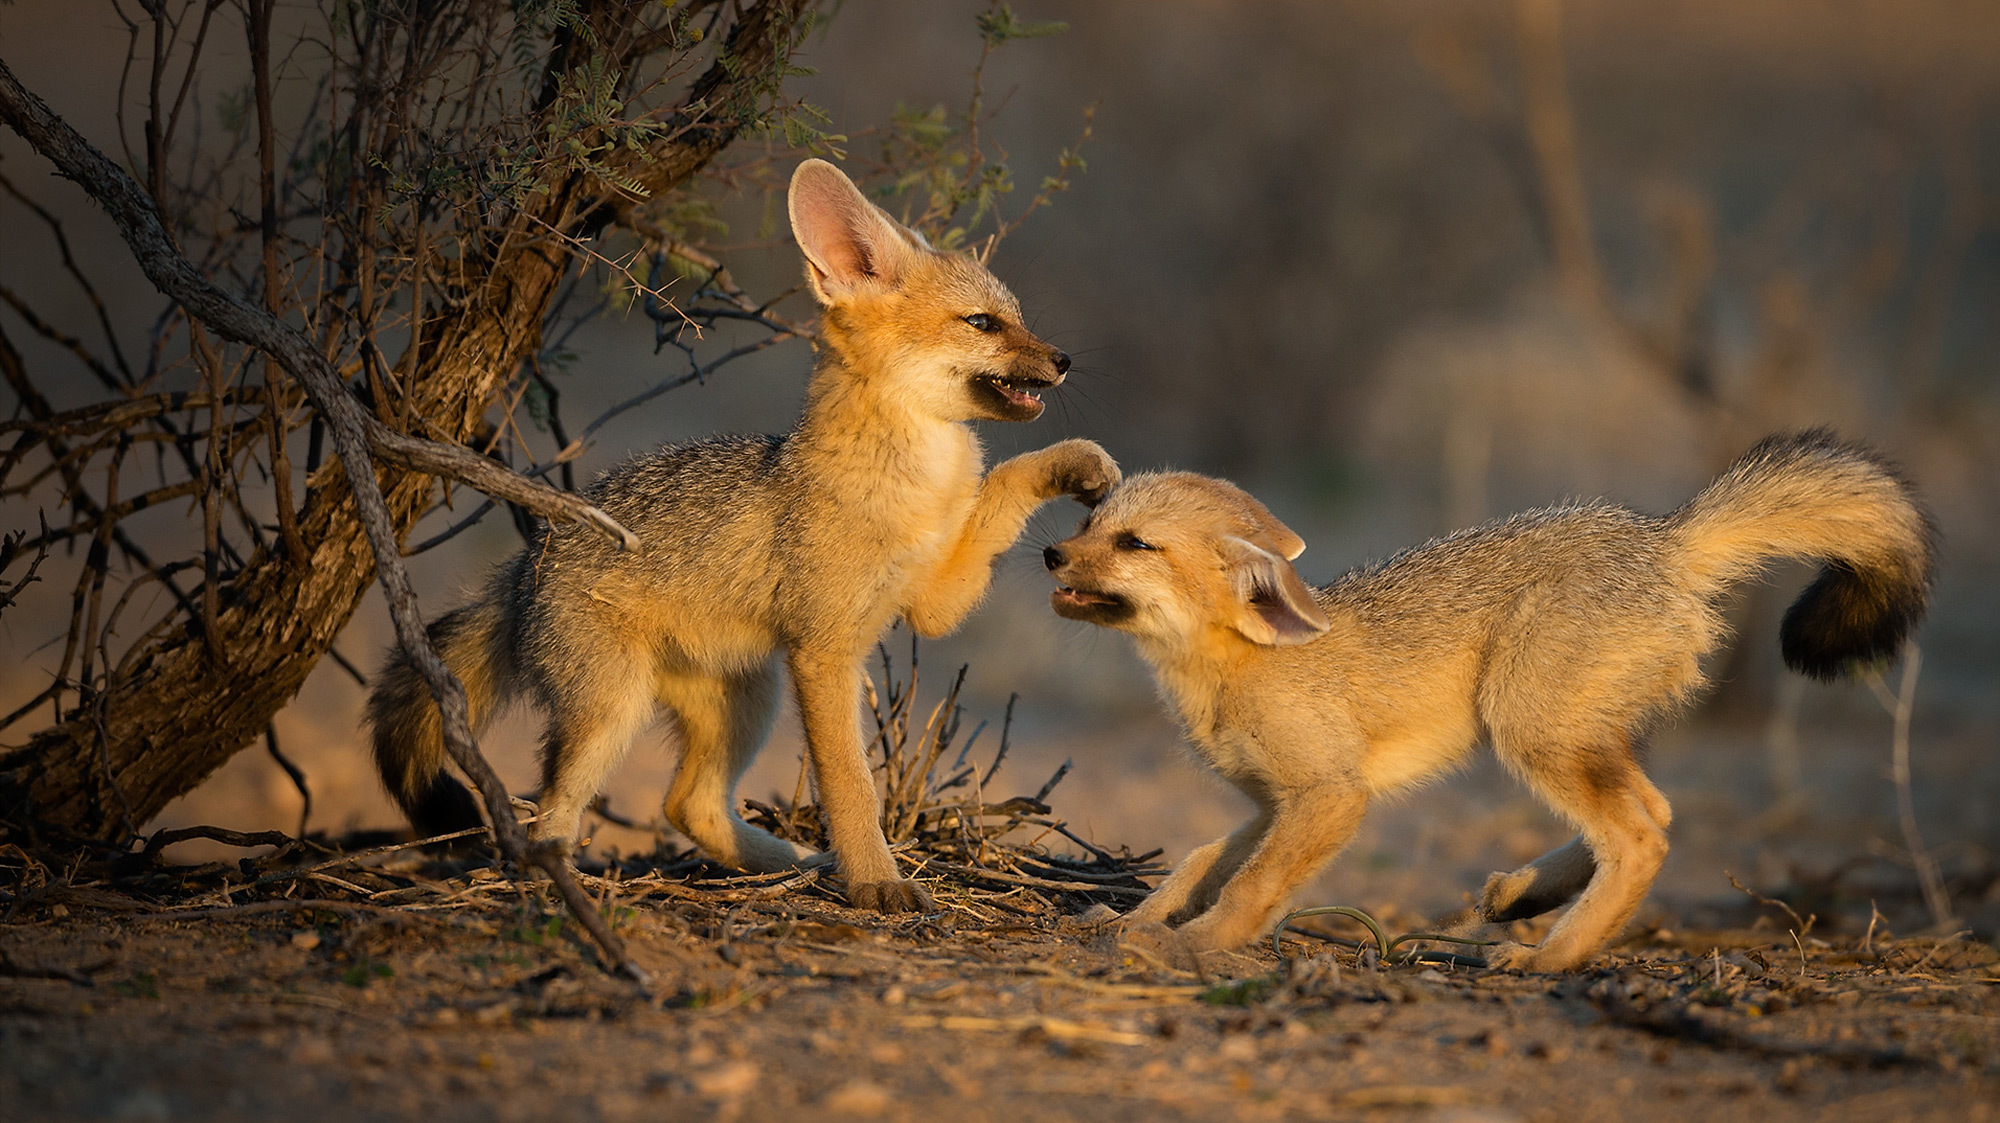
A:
[369,160,1118,912]
[1043,431,1934,969]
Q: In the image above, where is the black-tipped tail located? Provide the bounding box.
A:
[1780,558,1932,680]
[406,771,486,839]
[366,592,513,841]
[1673,429,1937,681]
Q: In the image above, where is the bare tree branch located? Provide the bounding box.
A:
[0,57,639,554]
[0,52,645,981]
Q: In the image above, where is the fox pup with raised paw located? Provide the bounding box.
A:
[370,160,1117,913]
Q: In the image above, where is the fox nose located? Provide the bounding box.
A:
[1052,351,1070,375]
[1043,545,1067,571]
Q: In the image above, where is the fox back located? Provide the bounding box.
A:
[1043,430,1934,968]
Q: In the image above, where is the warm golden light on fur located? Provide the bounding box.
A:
[1047,432,1933,970]
[370,160,1116,913]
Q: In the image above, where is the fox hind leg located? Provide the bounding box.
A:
[659,662,817,873]
[1483,776,1674,923]
[1490,738,1672,971]
[1480,835,1596,923]
[533,655,658,849]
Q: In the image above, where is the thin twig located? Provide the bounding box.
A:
[1862,642,1953,930]
[1723,871,1816,938]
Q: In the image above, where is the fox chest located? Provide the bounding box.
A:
[1175,684,1352,796]
[1175,706,1276,785]
[859,441,982,575]
[869,482,977,567]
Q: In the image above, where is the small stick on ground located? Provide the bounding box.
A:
[1724,871,1816,938]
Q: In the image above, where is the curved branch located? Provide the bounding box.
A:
[0,53,645,981]
[0,57,639,554]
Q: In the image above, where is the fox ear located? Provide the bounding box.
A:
[1220,536,1330,646]
[788,159,927,304]
[1238,495,1306,561]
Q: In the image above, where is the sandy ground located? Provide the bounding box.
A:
[5,592,1995,1123]
[2,867,1996,1123]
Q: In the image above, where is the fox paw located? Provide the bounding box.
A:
[1482,941,1579,973]
[1043,440,1121,507]
[1479,867,1541,923]
[1116,920,1199,975]
[1057,902,1120,934]
[849,878,935,914]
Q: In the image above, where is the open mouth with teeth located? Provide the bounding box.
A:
[972,372,1059,418]
[1051,584,1134,623]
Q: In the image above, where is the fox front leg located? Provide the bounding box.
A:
[1173,785,1368,952]
[787,649,933,913]
[1125,810,1272,927]
[903,439,1120,637]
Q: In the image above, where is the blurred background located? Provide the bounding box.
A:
[4,0,1996,934]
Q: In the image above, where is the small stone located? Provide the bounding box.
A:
[290,931,321,951]
[825,1079,893,1117]
[469,1001,515,1026]
[691,1061,758,1099]
[107,1088,170,1121]
[1218,1036,1258,1061]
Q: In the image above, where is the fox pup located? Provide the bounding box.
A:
[370,159,1118,912]
[1044,431,1934,969]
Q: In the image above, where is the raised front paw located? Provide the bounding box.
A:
[1040,439,1121,507]
[849,878,935,914]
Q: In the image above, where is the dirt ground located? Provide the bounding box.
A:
[2,841,1996,1123]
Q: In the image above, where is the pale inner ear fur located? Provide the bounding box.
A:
[787,159,927,303]
[1220,536,1330,646]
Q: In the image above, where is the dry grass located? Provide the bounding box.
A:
[0,641,1160,974]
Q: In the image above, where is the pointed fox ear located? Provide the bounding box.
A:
[1219,536,1330,646]
[1238,494,1306,561]
[788,159,928,304]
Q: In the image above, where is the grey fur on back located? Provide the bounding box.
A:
[366,434,790,837]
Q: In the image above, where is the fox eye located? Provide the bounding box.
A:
[1118,533,1158,552]
[964,312,1002,333]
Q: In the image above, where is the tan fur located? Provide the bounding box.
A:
[370,160,1117,912]
[1044,432,1932,969]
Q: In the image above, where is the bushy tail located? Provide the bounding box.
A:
[1668,429,1937,680]
[366,572,519,838]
